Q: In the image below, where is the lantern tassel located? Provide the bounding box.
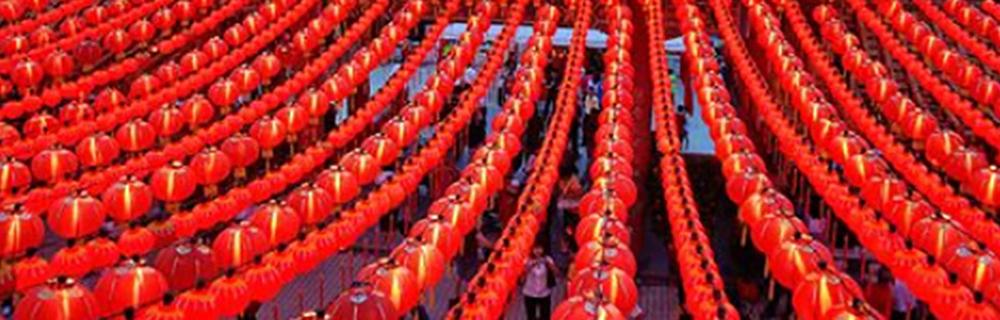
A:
[740,225,747,247]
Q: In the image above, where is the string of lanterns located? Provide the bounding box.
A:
[707,0,881,319]
[442,6,571,320]
[655,0,738,317]
[846,0,1000,151]
[984,0,1000,21]
[329,4,531,317]
[911,0,1000,76]
[0,0,373,288]
[550,1,640,319]
[0,0,250,118]
[0,0,318,163]
[0,0,90,36]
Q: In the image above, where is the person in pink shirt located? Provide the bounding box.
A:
[522,244,559,320]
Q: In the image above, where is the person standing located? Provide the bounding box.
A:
[522,244,559,320]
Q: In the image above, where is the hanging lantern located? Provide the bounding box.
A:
[212,224,262,270]
[117,227,156,257]
[31,146,79,183]
[43,50,75,80]
[391,239,446,290]
[576,215,631,247]
[567,264,638,315]
[47,191,105,239]
[95,88,128,112]
[180,51,209,75]
[298,89,330,122]
[190,147,232,196]
[181,95,215,129]
[151,161,196,210]
[94,260,169,316]
[340,149,378,185]
[173,287,218,319]
[253,52,282,81]
[49,243,93,279]
[129,74,161,99]
[14,255,50,292]
[573,238,637,276]
[23,113,60,138]
[791,268,862,320]
[207,275,250,317]
[243,262,283,302]
[154,242,218,291]
[357,259,420,313]
[231,67,261,93]
[201,37,229,60]
[115,120,157,152]
[326,284,399,320]
[250,116,287,159]
[0,210,44,257]
[316,165,360,204]
[947,148,989,182]
[102,28,132,55]
[362,134,400,167]
[220,133,260,180]
[13,278,99,320]
[75,133,120,167]
[102,176,153,222]
[287,184,334,225]
[150,105,185,139]
[769,235,834,288]
[59,102,94,124]
[276,105,309,136]
[249,200,302,246]
[911,215,968,258]
[208,79,240,111]
[973,166,1000,206]
[0,158,30,194]
[87,237,120,270]
[12,59,43,90]
[552,293,626,320]
[407,215,460,259]
[925,130,964,167]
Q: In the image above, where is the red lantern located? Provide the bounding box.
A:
[151,161,196,203]
[249,200,302,246]
[567,264,638,315]
[573,238,637,276]
[316,165,360,204]
[13,279,99,320]
[407,215,460,258]
[59,102,94,125]
[181,95,215,128]
[115,120,157,152]
[180,51,209,75]
[947,148,989,182]
[117,227,156,257]
[362,134,400,167]
[326,284,399,320]
[298,89,330,120]
[925,130,964,166]
[208,79,240,108]
[552,294,626,320]
[149,105,184,138]
[357,259,420,313]
[391,239,446,290]
[243,263,282,302]
[253,52,282,80]
[173,288,218,319]
[102,176,153,222]
[190,147,232,188]
[287,184,334,225]
[129,19,156,43]
[102,29,132,55]
[95,88,128,112]
[250,116,287,152]
[221,133,260,178]
[340,149,379,185]
[207,275,250,317]
[31,147,79,183]
[769,235,834,288]
[792,268,862,320]
[12,59,43,89]
[973,166,1000,206]
[576,215,631,247]
[0,159,30,193]
[154,242,218,291]
[94,260,169,316]
[47,192,105,239]
[43,50,75,79]
[276,105,309,134]
[0,210,44,257]
[212,224,262,270]
[14,255,50,292]
[23,113,60,138]
[76,133,120,167]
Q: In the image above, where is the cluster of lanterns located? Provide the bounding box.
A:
[815,4,1000,258]
[327,6,526,319]
[707,0,880,319]
[0,0,368,292]
[550,2,638,320]
[808,5,1000,316]
[0,0,58,25]
[913,0,1000,79]
[1,0,252,119]
[848,0,1000,152]
[984,0,1000,21]
[0,0,316,164]
[653,0,738,317]
[428,6,562,319]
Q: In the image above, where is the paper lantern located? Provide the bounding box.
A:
[76,133,120,167]
[340,149,378,185]
[573,238,637,276]
[181,95,215,128]
[115,120,156,152]
[792,268,862,320]
[552,294,626,320]
[190,147,232,189]
[357,259,420,313]
[250,116,287,152]
[43,50,75,79]
[0,210,44,257]
[220,133,260,178]
[287,184,334,225]
[173,288,218,319]
[973,166,1000,206]
[49,243,92,278]
[0,159,30,194]
[391,239,446,290]
[13,278,99,320]
[208,79,240,108]
[946,148,989,182]
[243,263,283,302]
[316,165,360,204]
[151,161,196,203]
[47,192,106,239]
[769,235,834,288]
[153,242,218,291]
[23,113,60,138]
[567,264,638,315]
[94,261,169,316]
[102,175,153,222]
[407,215,460,258]
[12,59,43,89]
[31,147,79,183]
[326,284,399,320]
[249,200,302,246]
[117,227,156,257]
[362,134,400,167]
[212,224,262,270]
[207,275,250,317]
